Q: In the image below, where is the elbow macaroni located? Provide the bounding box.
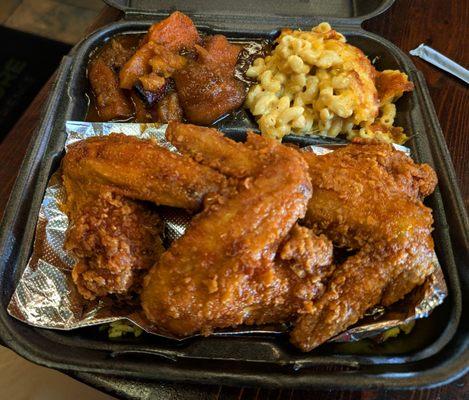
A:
[245,23,413,144]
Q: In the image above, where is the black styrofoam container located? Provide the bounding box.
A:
[0,0,467,391]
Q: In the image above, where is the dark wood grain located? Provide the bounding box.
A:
[0,2,467,399]
[364,0,469,209]
[0,6,122,218]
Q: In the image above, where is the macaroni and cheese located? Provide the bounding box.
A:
[245,23,413,143]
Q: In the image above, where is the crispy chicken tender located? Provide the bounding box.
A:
[141,134,314,336]
[62,134,226,211]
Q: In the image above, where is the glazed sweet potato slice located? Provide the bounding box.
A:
[147,11,200,51]
[88,57,133,120]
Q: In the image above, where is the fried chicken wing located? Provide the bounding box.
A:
[64,187,163,300]
[166,122,260,177]
[62,133,228,299]
[62,134,226,211]
[141,134,313,335]
[63,122,438,350]
[165,123,437,350]
[292,143,436,350]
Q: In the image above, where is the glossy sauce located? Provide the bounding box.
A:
[86,33,143,122]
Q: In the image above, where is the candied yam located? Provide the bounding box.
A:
[173,33,245,125]
[154,92,184,123]
[139,72,166,92]
[174,61,245,125]
[147,11,200,51]
[130,90,152,122]
[89,57,133,120]
[119,42,155,89]
[120,42,187,90]
[148,44,187,77]
[202,35,242,69]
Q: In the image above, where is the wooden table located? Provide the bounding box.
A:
[0,0,467,398]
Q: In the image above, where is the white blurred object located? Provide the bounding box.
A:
[410,44,469,84]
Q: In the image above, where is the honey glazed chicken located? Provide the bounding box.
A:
[62,121,438,352]
[88,11,246,125]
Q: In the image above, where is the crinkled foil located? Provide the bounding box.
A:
[7,121,447,343]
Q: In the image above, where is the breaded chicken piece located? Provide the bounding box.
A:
[64,186,163,300]
[292,144,436,350]
[62,133,227,299]
[62,134,226,211]
[141,134,314,336]
[165,123,437,350]
[301,142,437,247]
[166,122,260,178]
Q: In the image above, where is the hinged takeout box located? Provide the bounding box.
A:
[0,0,467,390]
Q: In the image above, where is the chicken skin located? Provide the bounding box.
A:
[141,133,315,335]
[64,185,163,300]
[292,145,436,350]
[165,122,437,350]
[62,133,227,299]
[62,123,437,351]
[62,134,226,211]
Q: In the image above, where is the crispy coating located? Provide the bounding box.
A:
[64,188,163,300]
[301,142,437,250]
[62,134,226,211]
[292,143,436,350]
[141,134,314,336]
[166,122,260,177]
[279,224,333,275]
[62,122,438,350]
[165,123,437,350]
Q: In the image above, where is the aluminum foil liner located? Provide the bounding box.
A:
[7,121,447,343]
